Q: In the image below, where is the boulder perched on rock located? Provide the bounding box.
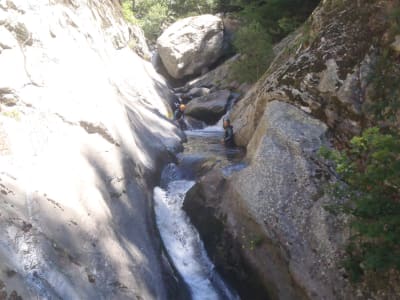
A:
[157,15,224,79]
[185,90,230,124]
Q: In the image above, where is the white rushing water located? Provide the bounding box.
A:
[154,170,238,300]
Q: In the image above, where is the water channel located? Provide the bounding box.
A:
[154,123,245,300]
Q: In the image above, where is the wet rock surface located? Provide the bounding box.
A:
[185,90,231,124]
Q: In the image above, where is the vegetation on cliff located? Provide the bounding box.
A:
[121,0,320,81]
[121,0,219,41]
[321,8,400,283]
[321,128,400,281]
[231,22,274,82]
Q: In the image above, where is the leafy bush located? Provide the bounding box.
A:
[121,0,138,24]
[231,21,274,83]
[168,0,217,18]
[139,2,169,41]
[121,0,169,41]
[365,10,400,126]
[320,127,400,281]
[120,0,218,41]
[235,0,320,41]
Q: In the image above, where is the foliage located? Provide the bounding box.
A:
[121,0,138,24]
[121,0,169,41]
[366,50,400,125]
[120,0,320,43]
[168,0,217,18]
[364,9,400,127]
[121,0,218,41]
[139,2,169,41]
[231,21,274,83]
[232,0,320,41]
[227,0,319,82]
[320,127,400,281]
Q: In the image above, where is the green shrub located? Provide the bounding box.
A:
[168,0,217,18]
[235,0,320,42]
[121,0,138,24]
[231,21,274,83]
[120,0,218,42]
[320,127,400,281]
[366,50,400,125]
[139,2,169,41]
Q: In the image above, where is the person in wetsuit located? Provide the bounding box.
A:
[222,118,235,147]
[173,104,187,130]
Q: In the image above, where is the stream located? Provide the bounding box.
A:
[154,123,245,300]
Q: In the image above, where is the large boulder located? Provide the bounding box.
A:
[157,15,224,79]
[185,90,230,124]
[184,101,348,300]
[199,0,400,299]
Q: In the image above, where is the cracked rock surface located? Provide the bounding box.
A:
[0,0,185,299]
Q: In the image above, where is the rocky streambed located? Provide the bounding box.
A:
[153,125,245,300]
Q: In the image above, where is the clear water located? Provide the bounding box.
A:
[154,125,244,300]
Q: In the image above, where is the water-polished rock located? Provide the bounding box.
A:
[185,90,230,124]
[157,15,224,79]
[0,0,187,299]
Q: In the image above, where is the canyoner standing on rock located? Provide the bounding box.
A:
[174,103,187,130]
[222,118,235,147]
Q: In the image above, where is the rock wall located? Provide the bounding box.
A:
[185,101,347,299]
[0,0,186,299]
[185,0,400,299]
[232,0,399,146]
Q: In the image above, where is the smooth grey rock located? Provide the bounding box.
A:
[227,1,400,298]
[0,0,186,299]
[185,101,349,300]
[187,87,210,98]
[232,101,346,300]
[157,15,224,79]
[128,24,151,59]
[185,90,230,124]
[186,54,243,91]
[318,59,342,93]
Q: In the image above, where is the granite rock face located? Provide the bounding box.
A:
[0,0,186,299]
[231,0,398,146]
[185,101,348,299]
[185,0,400,299]
[157,14,224,79]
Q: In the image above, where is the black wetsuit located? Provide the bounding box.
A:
[223,125,235,147]
[174,109,183,121]
[174,109,186,130]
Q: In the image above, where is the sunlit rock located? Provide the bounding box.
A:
[0,0,185,299]
[157,14,224,79]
